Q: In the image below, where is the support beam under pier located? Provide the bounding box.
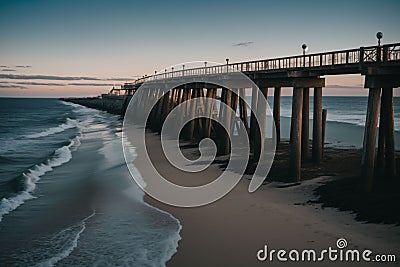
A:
[290,87,303,181]
[361,88,381,192]
[301,87,310,161]
[218,88,233,155]
[238,88,249,134]
[383,87,396,177]
[253,87,268,163]
[273,87,281,144]
[312,87,323,163]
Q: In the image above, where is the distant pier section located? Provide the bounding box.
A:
[61,83,135,115]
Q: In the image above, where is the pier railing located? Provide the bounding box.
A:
[131,43,400,85]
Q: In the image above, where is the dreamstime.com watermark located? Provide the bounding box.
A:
[257,238,397,263]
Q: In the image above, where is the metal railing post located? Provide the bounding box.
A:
[360,47,365,63]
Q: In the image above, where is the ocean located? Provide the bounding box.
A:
[0,96,399,266]
[0,98,181,266]
[263,96,400,149]
[276,96,400,132]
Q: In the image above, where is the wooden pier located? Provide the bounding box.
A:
[94,42,400,191]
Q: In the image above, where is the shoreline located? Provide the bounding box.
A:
[60,98,400,266]
[138,133,400,266]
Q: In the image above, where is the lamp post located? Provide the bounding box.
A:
[226,58,229,72]
[204,61,207,74]
[182,64,185,76]
[302,44,307,67]
[376,32,383,46]
[171,67,174,78]
[376,32,383,62]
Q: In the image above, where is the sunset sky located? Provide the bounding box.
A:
[1,0,399,97]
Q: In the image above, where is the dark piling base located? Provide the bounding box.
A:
[312,161,400,225]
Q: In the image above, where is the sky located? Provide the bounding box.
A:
[0,0,399,97]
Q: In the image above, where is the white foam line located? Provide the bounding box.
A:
[121,134,182,266]
[142,200,182,266]
[24,118,78,138]
[0,135,81,222]
[34,210,96,267]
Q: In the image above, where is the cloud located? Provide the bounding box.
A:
[68,83,114,86]
[0,74,102,81]
[0,81,114,87]
[232,41,255,47]
[0,84,27,89]
[1,69,16,72]
[0,81,65,86]
[0,65,31,68]
[0,74,137,82]
[16,81,66,86]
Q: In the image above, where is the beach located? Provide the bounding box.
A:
[121,94,400,266]
[138,132,400,266]
[1,97,399,266]
[2,1,400,266]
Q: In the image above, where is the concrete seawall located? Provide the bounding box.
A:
[61,94,132,115]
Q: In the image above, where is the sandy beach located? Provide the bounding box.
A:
[2,1,400,266]
[132,132,400,267]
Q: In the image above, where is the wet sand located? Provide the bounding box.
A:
[135,133,400,267]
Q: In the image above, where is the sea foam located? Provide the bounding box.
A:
[33,210,96,267]
[0,136,81,222]
[24,118,77,138]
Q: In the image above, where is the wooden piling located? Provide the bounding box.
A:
[238,88,249,133]
[176,88,183,106]
[250,85,259,154]
[196,88,205,139]
[140,89,149,112]
[383,87,396,177]
[148,88,160,129]
[146,89,152,111]
[154,88,162,127]
[219,88,232,155]
[312,87,323,163]
[273,87,281,144]
[361,88,381,193]
[204,88,215,138]
[174,88,183,107]
[301,88,310,161]
[155,92,165,130]
[176,88,181,105]
[377,92,386,171]
[170,89,176,109]
[178,88,189,138]
[322,109,327,159]
[134,89,145,116]
[231,89,239,134]
[161,90,171,124]
[290,87,303,181]
[187,89,198,140]
[185,89,192,118]
[253,87,268,162]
